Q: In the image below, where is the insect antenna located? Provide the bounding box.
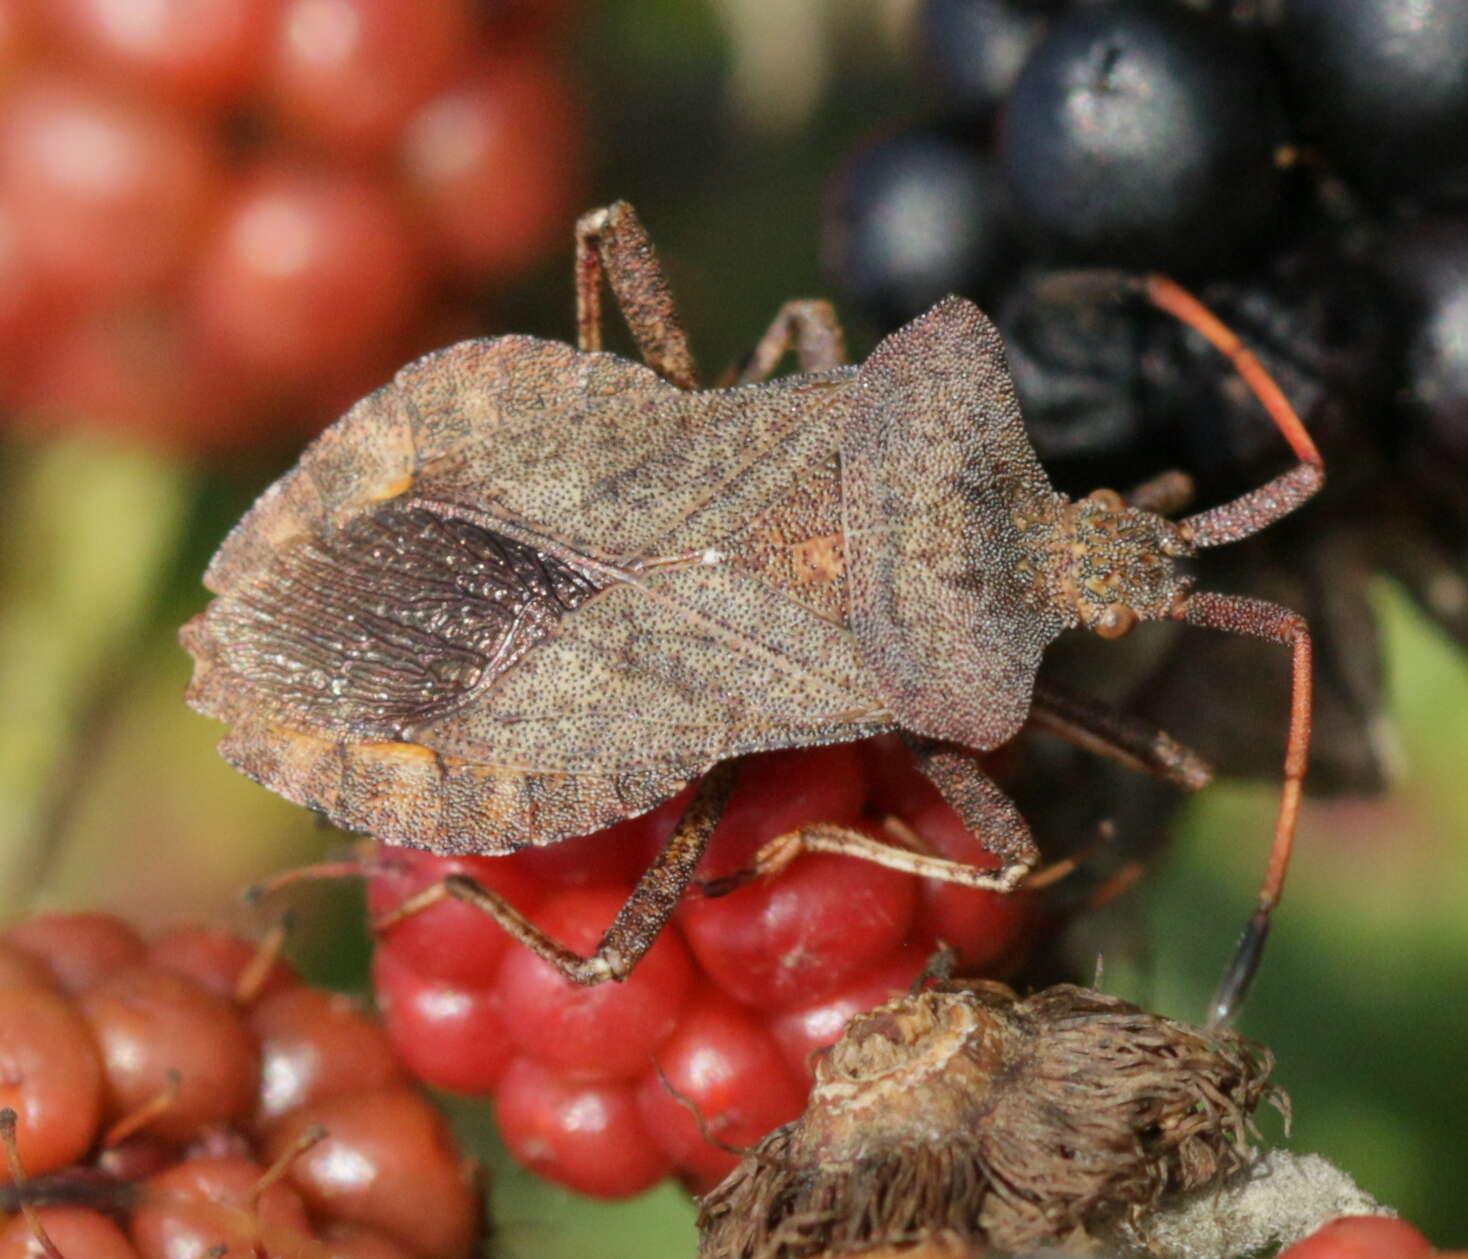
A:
[1141,273,1325,1027]
[1150,274,1325,546]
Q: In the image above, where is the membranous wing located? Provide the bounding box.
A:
[195,501,604,739]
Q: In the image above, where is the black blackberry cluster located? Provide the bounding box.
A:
[825,0,1468,828]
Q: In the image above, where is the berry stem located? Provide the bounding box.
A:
[0,1109,64,1259]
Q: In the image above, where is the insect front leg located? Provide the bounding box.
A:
[376,765,736,986]
[1028,678,1213,792]
[732,300,849,384]
[575,201,701,389]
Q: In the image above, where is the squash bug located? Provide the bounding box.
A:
[183,202,1322,1022]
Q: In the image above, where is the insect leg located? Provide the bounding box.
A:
[377,764,736,986]
[732,300,849,384]
[1173,591,1312,1026]
[700,819,1030,898]
[575,201,701,389]
[1028,678,1213,791]
[902,735,1039,876]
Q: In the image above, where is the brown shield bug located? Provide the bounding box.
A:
[182,202,1322,1022]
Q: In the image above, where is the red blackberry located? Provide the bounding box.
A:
[364,737,1039,1199]
[0,0,586,454]
[0,911,483,1259]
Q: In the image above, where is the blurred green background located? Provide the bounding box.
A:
[1,1,1465,1254]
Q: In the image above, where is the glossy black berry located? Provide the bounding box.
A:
[999,1,1285,273]
[823,123,1014,330]
[1273,0,1468,198]
[915,0,1055,121]
[995,247,1388,503]
[1376,217,1468,463]
[1145,249,1389,501]
[993,269,1156,493]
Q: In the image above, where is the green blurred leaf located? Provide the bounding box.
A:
[0,435,191,916]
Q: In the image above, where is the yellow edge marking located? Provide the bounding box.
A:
[368,471,416,503]
[359,740,439,765]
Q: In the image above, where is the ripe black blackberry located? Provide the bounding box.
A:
[914,0,1057,122]
[998,0,1289,273]
[821,0,1468,973]
[1365,214,1468,649]
[1269,0,1468,199]
[822,122,1014,331]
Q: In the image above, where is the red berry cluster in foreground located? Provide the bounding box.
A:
[368,735,1038,1198]
[0,911,479,1258]
[1281,1215,1437,1259]
[0,0,581,455]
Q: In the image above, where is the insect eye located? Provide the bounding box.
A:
[1095,603,1139,640]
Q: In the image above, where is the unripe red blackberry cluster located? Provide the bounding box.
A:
[0,911,480,1258]
[1280,1215,1437,1259]
[367,736,1037,1198]
[829,0,1468,795]
[0,0,581,455]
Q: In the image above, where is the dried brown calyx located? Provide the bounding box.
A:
[697,981,1286,1258]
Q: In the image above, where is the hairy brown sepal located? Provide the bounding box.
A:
[697,982,1285,1258]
